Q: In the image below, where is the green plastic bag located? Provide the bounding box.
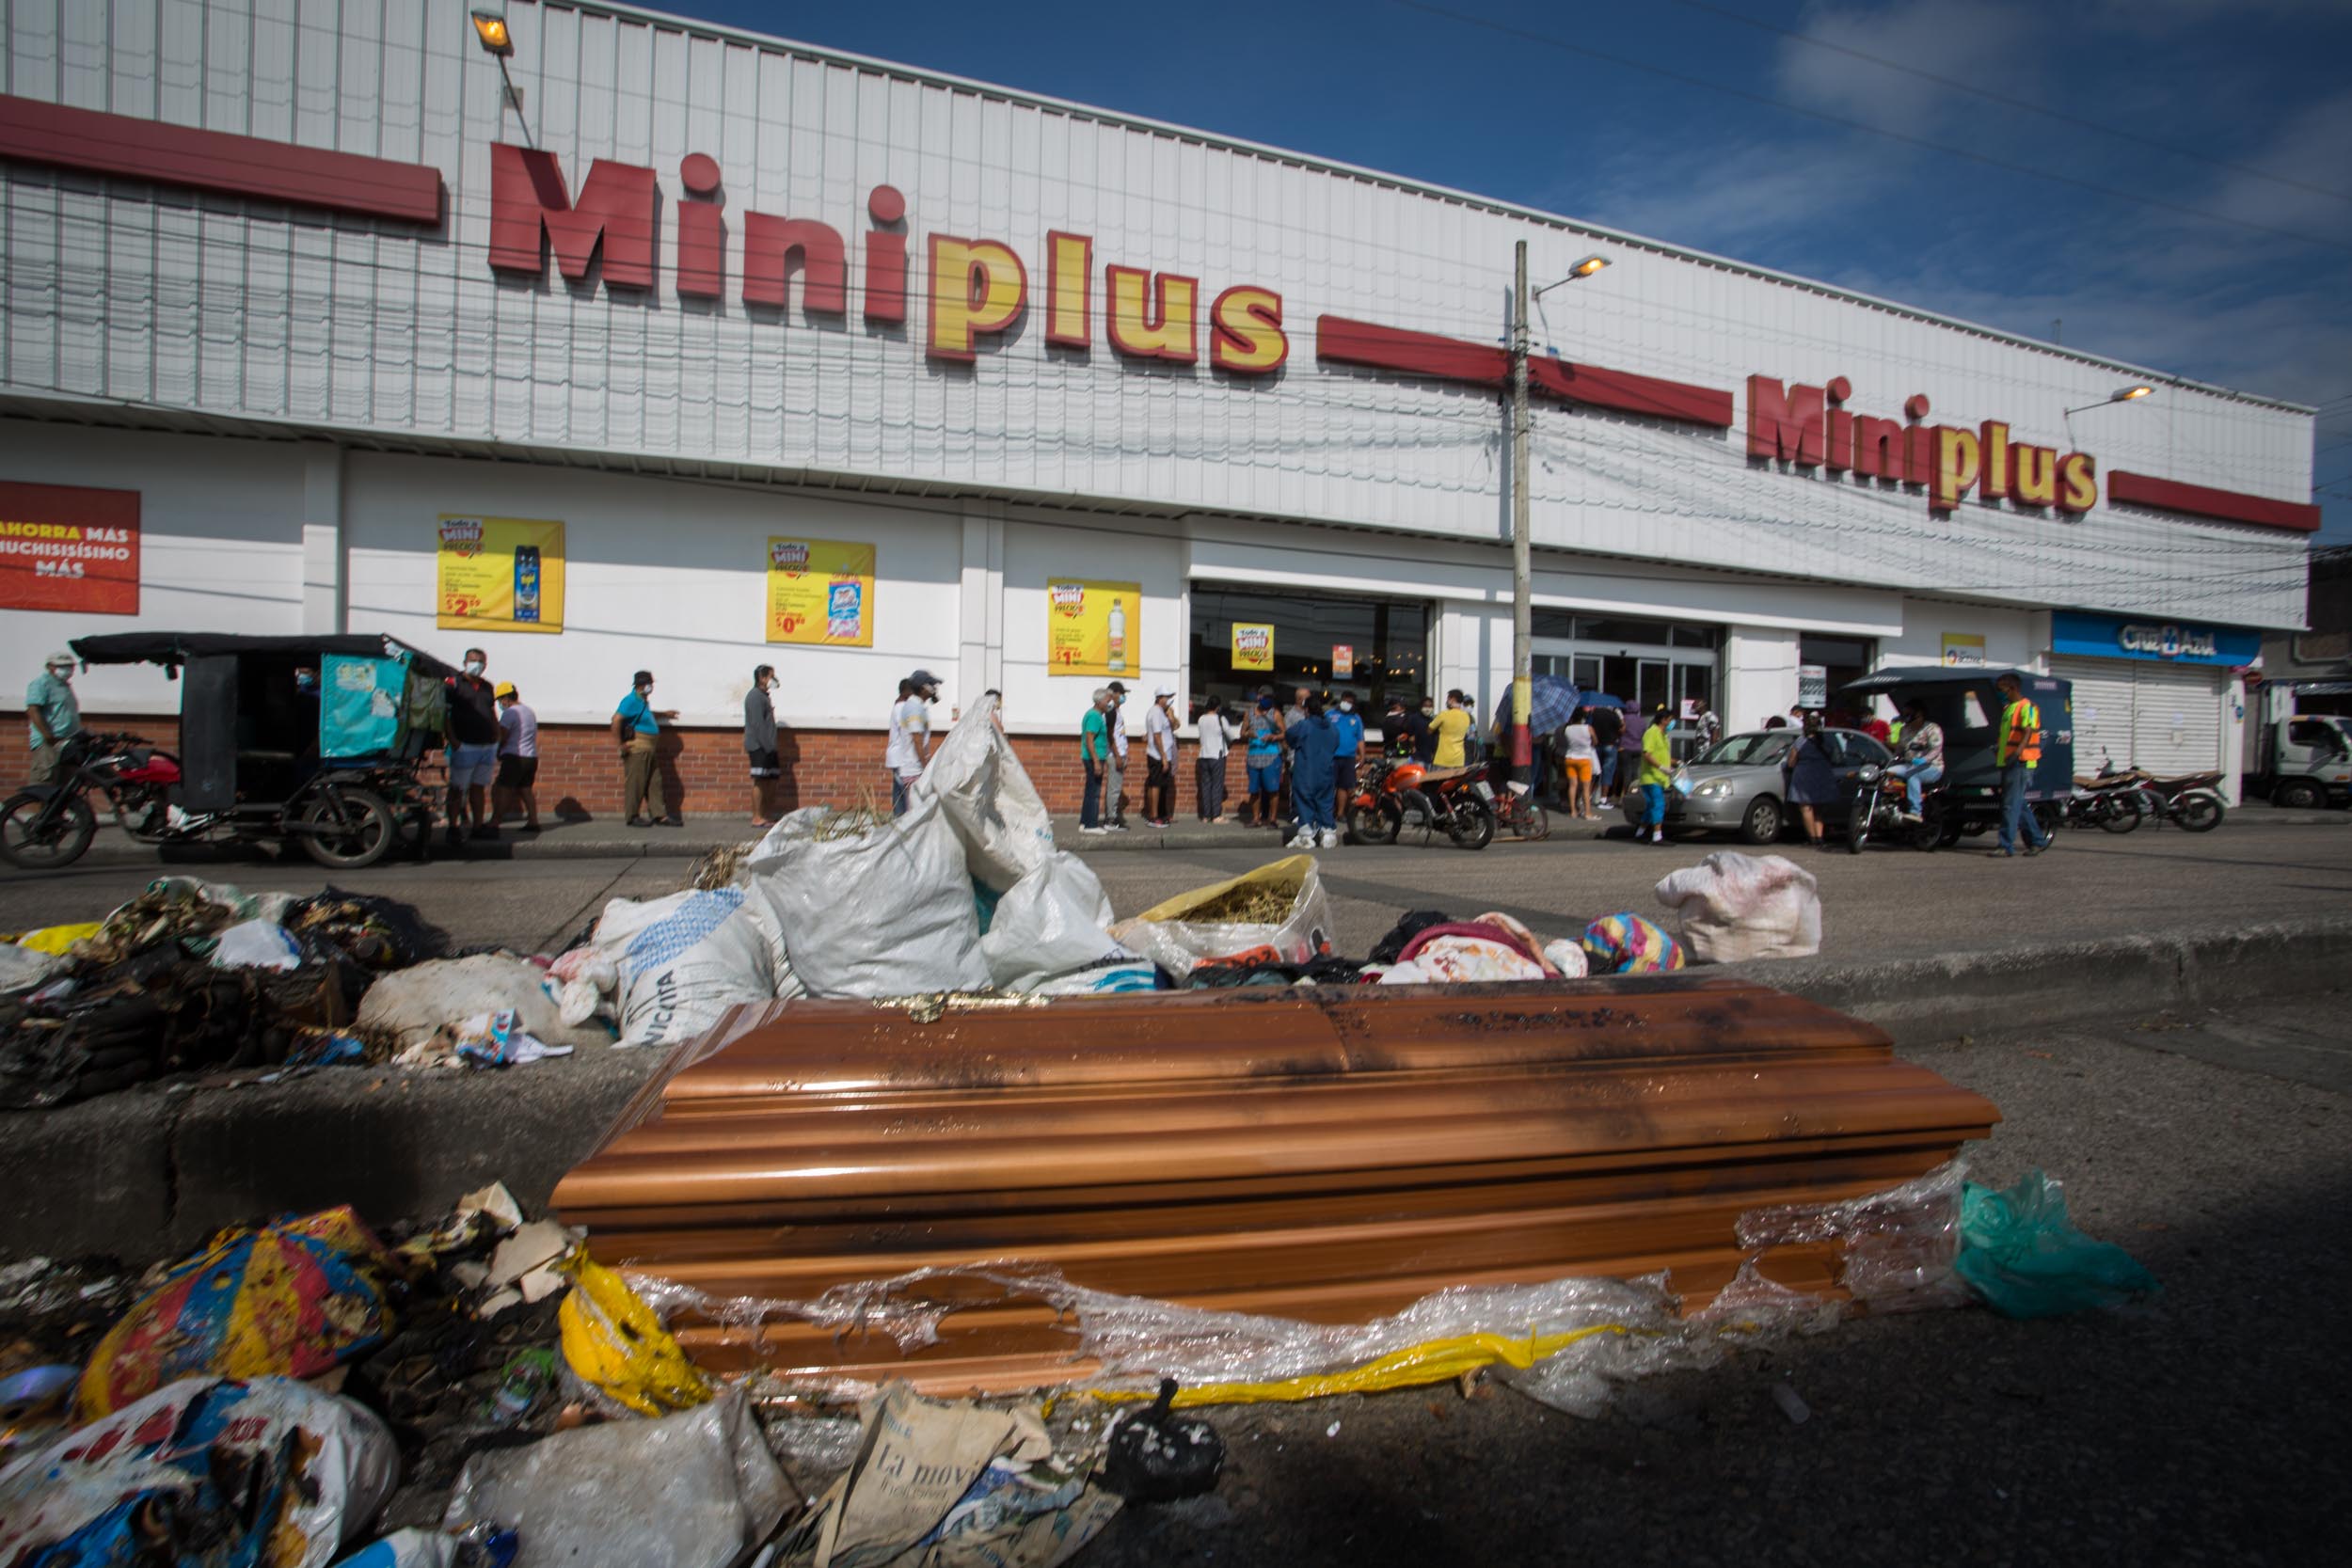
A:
[1955,1170,2157,1319]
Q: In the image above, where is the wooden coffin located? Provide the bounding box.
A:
[551,976,1998,1393]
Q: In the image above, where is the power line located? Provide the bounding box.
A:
[1391,0,2352,255]
[1662,0,2352,205]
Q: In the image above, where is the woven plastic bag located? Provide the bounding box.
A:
[914,694,1057,894]
[745,796,991,998]
[1653,850,1821,962]
[979,853,1134,992]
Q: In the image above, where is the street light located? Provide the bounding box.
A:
[1507,247,1613,777]
[2061,385,2154,448]
[470,6,513,55]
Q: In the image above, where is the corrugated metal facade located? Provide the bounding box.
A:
[0,0,2317,628]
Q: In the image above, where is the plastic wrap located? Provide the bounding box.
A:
[1956,1169,2159,1319]
[443,1387,793,1568]
[1737,1158,1972,1314]
[1654,850,1823,962]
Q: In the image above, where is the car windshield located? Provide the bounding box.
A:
[1696,732,1793,766]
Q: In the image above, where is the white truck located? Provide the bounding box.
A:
[2248,711,2352,810]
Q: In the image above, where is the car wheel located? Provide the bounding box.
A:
[2273,779,2323,811]
[1740,796,1782,845]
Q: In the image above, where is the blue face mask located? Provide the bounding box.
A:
[295,670,319,696]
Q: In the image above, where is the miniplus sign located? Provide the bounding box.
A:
[2118,624,2218,660]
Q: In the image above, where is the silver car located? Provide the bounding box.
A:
[1621,728,1894,843]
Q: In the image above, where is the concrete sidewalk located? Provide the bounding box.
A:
[45,800,2345,871]
[5,912,2347,1265]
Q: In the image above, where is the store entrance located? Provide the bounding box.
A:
[1531,612,1719,725]
[1799,635,1875,720]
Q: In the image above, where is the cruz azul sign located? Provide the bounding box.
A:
[2118,623,2217,659]
[485,147,1288,373]
[1747,375,2099,518]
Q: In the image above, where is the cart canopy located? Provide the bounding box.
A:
[70,632,459,681]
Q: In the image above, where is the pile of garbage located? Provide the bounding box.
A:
[537,699,1831,1048]
[0,1157,2156,1565]
[0,880,457,1109]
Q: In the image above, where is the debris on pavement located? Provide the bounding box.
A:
[77,1205,397,1420]
[556,1251,711,1417]
[1654,850,1823,962]
[1579,911,1689,974]
[593,885,793,1048]
[0,1374,400,1568]
[747,795,993,999]
[1100,1380,1223,1502]
[358,955,596,1058]
[443,1386,792,1568]
[1955,1168,2161,1318]
[1110,854,1333,980]
[776,1381,1118,1568]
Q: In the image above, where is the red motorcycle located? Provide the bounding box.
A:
[1345,754,1496,850]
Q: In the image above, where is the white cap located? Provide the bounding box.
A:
[1155,685,1176,698]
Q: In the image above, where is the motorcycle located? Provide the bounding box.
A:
[2137,770,2227,832]
[1844,763,1949,853]
[2056,754,2148,833]
[1344,754,1496,849]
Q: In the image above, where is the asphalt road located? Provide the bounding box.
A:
[5,820,2348,966]
[1085,996,2352,1567]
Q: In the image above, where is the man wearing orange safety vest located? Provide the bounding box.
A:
[1994,671,2051,858]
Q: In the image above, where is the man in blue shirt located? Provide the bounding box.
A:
[1331,691,1365,803]
[613,669,681,827]
[24,651,81,784]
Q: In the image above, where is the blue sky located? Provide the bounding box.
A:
[670,0,2352,546]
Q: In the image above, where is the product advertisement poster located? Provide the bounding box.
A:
[1232,623,1275,672]
[768,538,877,646]
[1942,632,1987,666]
[1047,578,1141,676]
[0,480,141,615]
[437,515,564,633]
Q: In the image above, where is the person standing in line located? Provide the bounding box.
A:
[1285,692,1342,850]
[1635,704,1676,846]
[1079,687,1112,836]
[1278,685,1311,825]
[614,670,681,828]
[1430,689,1473,768]
[1993,672,2050,858]
[492,681,541,832]
[1245,694,1284,828]
[1777,711,1839,849]
[1690,697,1723,750]
[1382,693,1429,762]
[443,648,501,844]
[1331,691,1365,805]
[23,651,81,784]
[1103,681,1130,830]
[1144,686,1179,827]
[744,663,782,828]
[1560,707,1599,820]
[1613,707,1644,804]
[1194,695,1234,823]
[1586,703,1623,807]
[885,669,941,816]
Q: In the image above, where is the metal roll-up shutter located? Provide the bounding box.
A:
[2129,664,2225,778]
[2051,657,2137,776]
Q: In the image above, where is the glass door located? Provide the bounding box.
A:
[1637,658,1672,718]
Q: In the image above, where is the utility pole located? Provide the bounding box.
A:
[1508,240,1534,779]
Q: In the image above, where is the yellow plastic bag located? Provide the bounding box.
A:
[1094,1323,1645,1408]
[1112,855,1331,974]
[9,922,101,957]
[556,1250,711,1417]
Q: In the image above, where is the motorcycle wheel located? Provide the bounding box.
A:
[2031,801,2063,841]
[1448,798,1497,851]
[2094,793,2143,833]
[2173,791,2225,833]
[298,786,396,869]
[1908,798,1945,852]
[1347,800,1400,846]
[1845,791,1872,854]
[0,791,97,870]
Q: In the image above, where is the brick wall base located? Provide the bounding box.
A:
[1,712,1211,819]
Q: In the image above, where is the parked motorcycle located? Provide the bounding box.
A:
[2058,755,2148,833]
[2138,770,2227,832]
[1344,755,1496,849]
[1844,763,1948,853]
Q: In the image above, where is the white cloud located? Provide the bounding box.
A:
[1775,0,2040,135]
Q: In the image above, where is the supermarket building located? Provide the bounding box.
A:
[0,0,2321,813]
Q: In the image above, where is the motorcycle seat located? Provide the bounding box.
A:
[2146,771,2219,790]
[1416,766,1482,784]
[2074,774,2143,790]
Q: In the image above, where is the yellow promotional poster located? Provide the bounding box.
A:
[1047,579,1141,676]
[767,538,877,646]
[437,515,564,634]
[1942,632,1987,666]
[1232,623,1275,673]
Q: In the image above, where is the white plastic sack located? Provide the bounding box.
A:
[914,694,1057,893]
[0,942,63,993]
[1654,850,1822,962]
[979,851,1134,992]
[213,917,304,970]
[1031,960,1158,996]
[595,888,792,1049]
[0,1375,398,1568]
[745,795,991,998]
[357,955,596,1052]
[1109,855,1332,978]
[1541,939,1591,978]
[443,1387,793,1568]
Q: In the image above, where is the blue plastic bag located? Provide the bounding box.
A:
[1955,1170,2158,1319]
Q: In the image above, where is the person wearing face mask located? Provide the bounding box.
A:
[494,681,541,832]
[443,648,501,844]
[1331,691,1364,802]
[743,664,783,827]
[886,670,942,816]
[24,651,81,784]
[614,669,682,828]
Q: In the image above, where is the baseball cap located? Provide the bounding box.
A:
[46,650,74,668]
[909,668,942,689]
[1106,680,1127,694]
[494,681,516,699]
[1154,684,1175,698]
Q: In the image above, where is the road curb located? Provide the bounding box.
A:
[4,917,2348,1263]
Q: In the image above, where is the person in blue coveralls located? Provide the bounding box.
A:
[1285,692,1342,851]
[1331,691,1365,804]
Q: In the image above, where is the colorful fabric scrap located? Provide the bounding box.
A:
[1579,912,1687,974]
